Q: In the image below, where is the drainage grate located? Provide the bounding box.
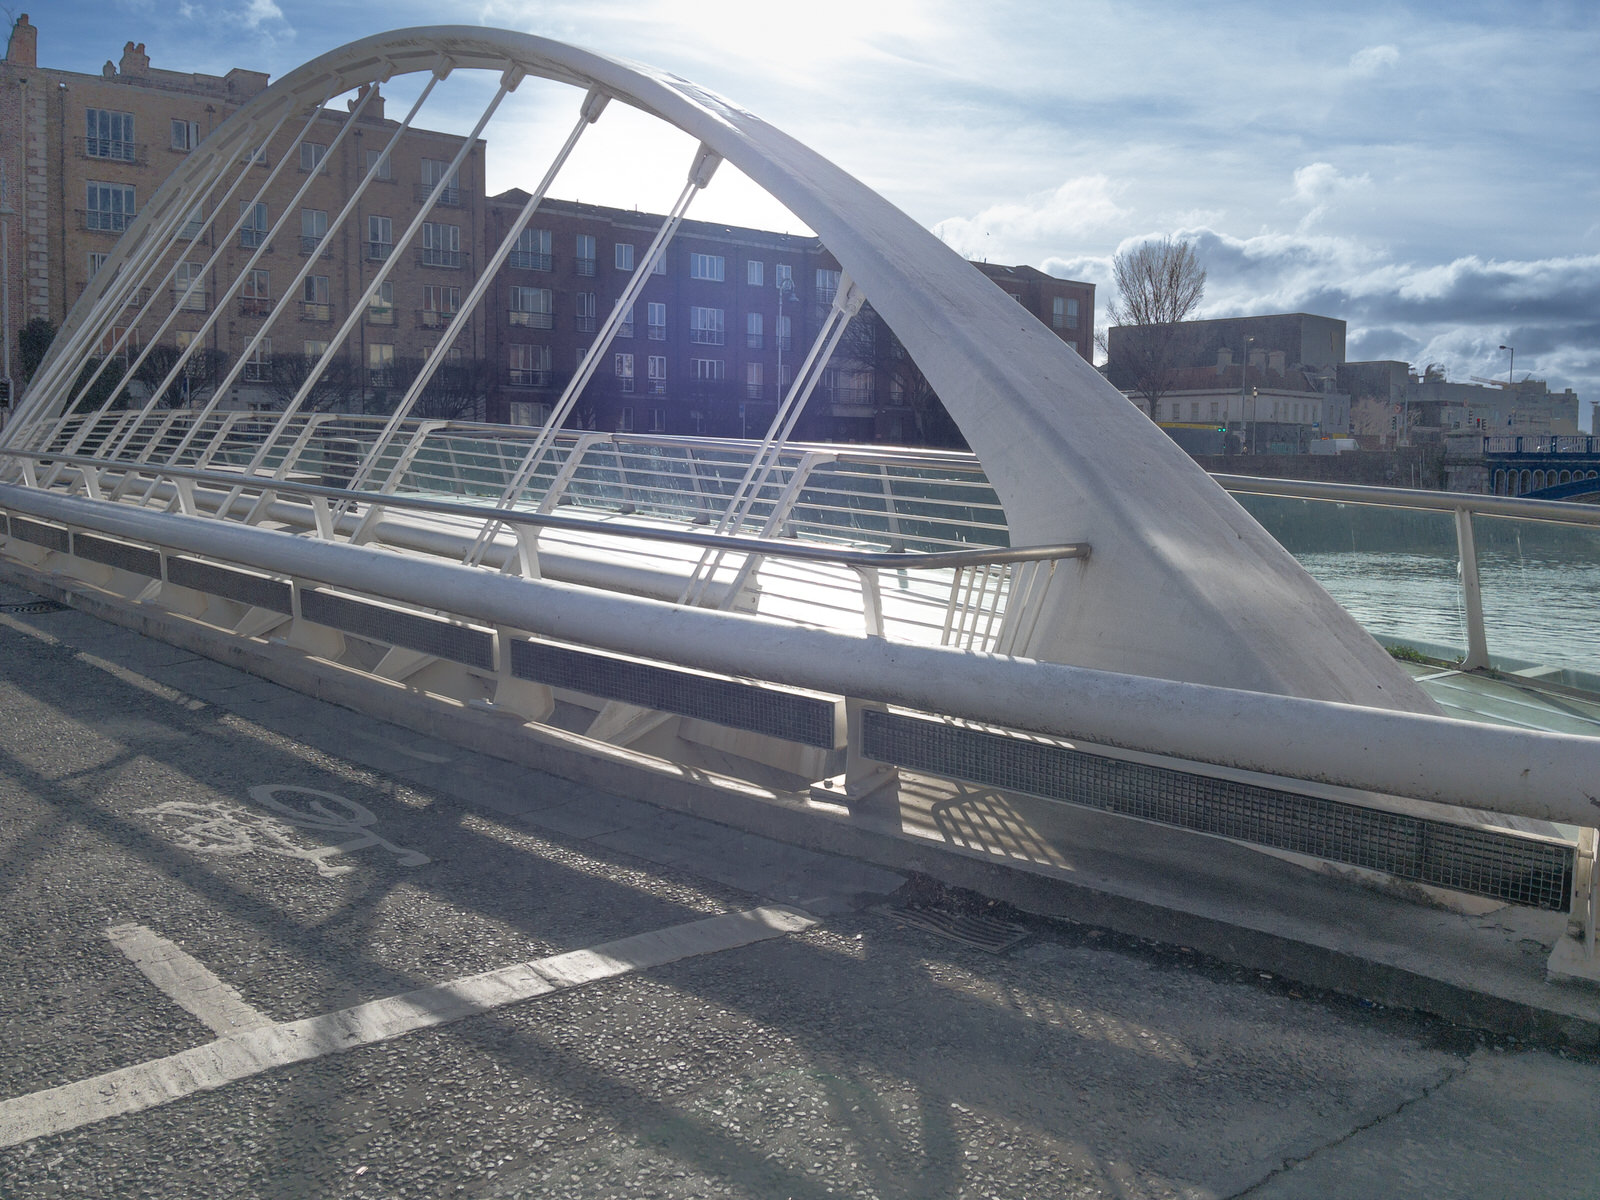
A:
[878,903,1030,953]
[0,600,67,615]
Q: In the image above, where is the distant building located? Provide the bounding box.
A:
[1339,361,1582,446]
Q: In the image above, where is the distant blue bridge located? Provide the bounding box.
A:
[1484,436,1600,499]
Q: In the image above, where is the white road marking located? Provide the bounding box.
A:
[0,905,816,1149]
[136,784,430,879]
[104,925,272,1036]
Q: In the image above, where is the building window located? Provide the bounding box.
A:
[647,301,667,341]
[303,340,329,359]
[652,253,667,276]
[776,313,792,354]
[301,275,331,322]
[747,260,764,286]
[171,120,200,152]
[421,284,459,328]
[85,182,136,232]
[692,359,725,381]
[238,201,268,249]
[617,407,634,432]
[508,401,551,426]
[299,141,327,172]
[174,330,195,350]
[368,343,395,386]
[647,355,667,394]
[509,286,553,328]
[746,312,763,349]
[243,339,271,382]
[421,159,461,205]
[616,303,634,339]
[615,243,634,271]
[368,280,395,324]
[88,252,109,280]
[362,148,392,180]
[240,268,271,317]
[509,344,550,387]
[746,361,763,399]
[512,229,551,271]
[85,109,135,161]
[300,208,327,254]
[180,204,205,240]
[816,269,840,303]
[775,263,793,289]
[649,408,666,432]
[421,222,462,268]
[615,353,635,393]
[689,306,724,345]
[1052,296,1080,330]
[173,262,206,312]
[575,234,597,276]
[690,253,725,282]
[575,292,596,334]
[367,215,392,261]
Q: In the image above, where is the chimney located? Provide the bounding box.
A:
[1248,348,1267,370]
[1267,349,1286,374]
[120,40,151,77]
[1216,347,1233,371]
[5,15,37,68]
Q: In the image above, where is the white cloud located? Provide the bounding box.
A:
[244,0,285,29]
[1290,162,1371,230]
[1349,44,1400,75]
[931,176,1126,260]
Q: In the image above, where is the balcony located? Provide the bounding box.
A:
[366,241,392,262]
[508,369,552,388]
[746,332,764,349]
[507,250,552,271]
[576,315,597,334]
[776,336,794,354]
[238,296,273,319]
[647,324,667,342]
[369,368,394,388]
[300,302,333,323]
[618,321,634,339]
[300,235,324,255]
[242,361,270,383]
[415,183,464,207]
[79,209,136,234]
[239,229,268,251]
[367,304,396,326]
[418,309,457,329]
[689,329,724,346]
[746,383,764,400]
[420,247,464,269]
[649,380,666,395]
[508,310,553,329]
[77,137,144,164]
[575,256,596,277]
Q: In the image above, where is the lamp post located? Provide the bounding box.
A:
[1499,344,1514,389]
[1239,336,1254,454]
[1,161,13,416]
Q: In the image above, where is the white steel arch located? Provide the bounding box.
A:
[6,25,1433,712]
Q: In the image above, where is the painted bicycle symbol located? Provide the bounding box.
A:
[138,784,431,878]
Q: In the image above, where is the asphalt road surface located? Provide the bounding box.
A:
[0,584,1597,1199]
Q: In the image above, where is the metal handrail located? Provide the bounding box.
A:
[1213,473,1600,528]
[0,448,1089,573]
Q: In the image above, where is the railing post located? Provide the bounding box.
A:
[1453,506,1490,671]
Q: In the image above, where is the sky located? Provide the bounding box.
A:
[21,0,1600,421]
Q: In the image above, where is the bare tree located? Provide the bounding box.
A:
[379,355,490,422]
[133,345,230,409]
[262,352,367,414]
[1102,237,1206,415]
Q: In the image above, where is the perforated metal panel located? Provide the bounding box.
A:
[299,589,495,671]
[166,556,293,614]
[10,518,70,553]
[510,639,843,749]
[73,533,161,578]
[863,709,1574,911]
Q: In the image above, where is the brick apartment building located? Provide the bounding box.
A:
[0,14,486,411]
[483,197,1095,443]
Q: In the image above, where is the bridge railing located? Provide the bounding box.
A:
[1214,474,1600,690]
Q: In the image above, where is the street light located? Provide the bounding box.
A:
[776,274,797,411]
[1499,344,1514,389]
[1239,336,1254,454]
[1,161,13,416]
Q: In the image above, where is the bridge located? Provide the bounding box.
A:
[1482,435,1600,499]
[1,22,1597,1021]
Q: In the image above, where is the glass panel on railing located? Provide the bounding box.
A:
[1235,493,1466,663]
[1472,514,1600,689]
